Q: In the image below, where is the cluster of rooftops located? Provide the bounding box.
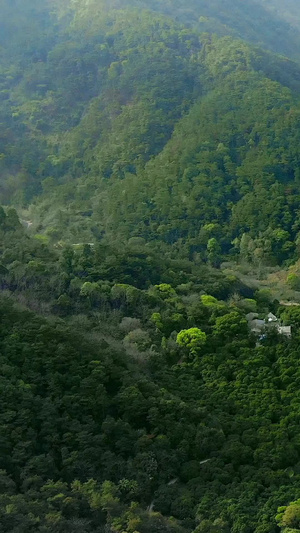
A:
[246,312,292,338]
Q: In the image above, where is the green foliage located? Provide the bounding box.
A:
[2,1,300,270]
[207,238,221,267]
[123,328,152,351]
[201,295,223,308]
[286,273,300,290]
[280,306,300,327]
[193,518,229,533]
[3,2,300,533]
[213,311,248,338]
[0,211,300,532]
[276,500,300,531]
[176,327,207,356]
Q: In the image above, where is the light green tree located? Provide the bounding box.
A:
[276,500,300,531]
[176,328,207,356]
[207,238,221,266]
[287,273,300,290]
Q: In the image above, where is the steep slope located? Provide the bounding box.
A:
[97,53,300,264]
[0,6,203,204]
[30,35,300,267]
[4,3,300,532]
[1,0,300,204]
[2,0,300,265]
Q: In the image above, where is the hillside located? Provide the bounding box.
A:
[2,1,300,270]
[0,5,203,204]
[2,200,300,533]
[29,32,300,268]
[3,2,300,532]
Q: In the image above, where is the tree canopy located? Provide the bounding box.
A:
[2,1,300,532]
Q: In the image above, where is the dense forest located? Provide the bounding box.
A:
[3,0,300,266]
[3,1,300,532]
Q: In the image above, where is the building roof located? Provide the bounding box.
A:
[277,326,292,336]
[246,312,259,321]
[247,312,292,338]
[250,319,265,333]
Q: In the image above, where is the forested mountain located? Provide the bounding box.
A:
[3,0,300,266]
[2,0,300,58]
[3,1,300,532]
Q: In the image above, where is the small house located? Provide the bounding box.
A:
[267,312,278,323]
[247,311,291,338]
[277,325,292,338]
[251,319,266,334]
